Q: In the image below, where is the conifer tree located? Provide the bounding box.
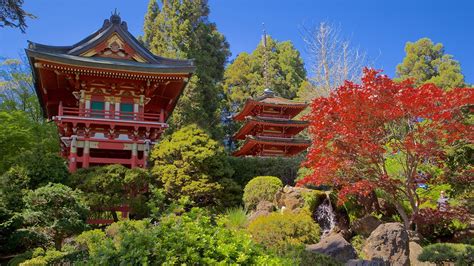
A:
[223,36,306,112]
[396,38,465,89]
[142,0,230,137]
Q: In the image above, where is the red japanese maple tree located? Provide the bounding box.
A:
[298,68,473,228]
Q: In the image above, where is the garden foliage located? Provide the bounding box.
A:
[418,243,474,265]
[243,175,283,210]
[151,124,234,206]
[247,211,321,254]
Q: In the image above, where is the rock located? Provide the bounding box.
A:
[351,216,382,237]
[274,185,307,211]
[306,233,357,263]
[345,259,388,266]
[247,210,269,222]
[248,201,274,222]
[409,241,435,266]
[362,223,410,266]
[407,230,423,244]
[256,200,274,212]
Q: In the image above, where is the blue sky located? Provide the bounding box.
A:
[1,0,473,83]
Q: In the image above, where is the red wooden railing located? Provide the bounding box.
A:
[58,103,164,123]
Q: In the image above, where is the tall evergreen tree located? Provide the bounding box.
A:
[396,38,465,89]
[142,0,230,137]
[223,36,306,112]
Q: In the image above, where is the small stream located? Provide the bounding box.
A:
[314,193,336,238]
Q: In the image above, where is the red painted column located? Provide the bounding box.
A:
[68,135,78,172]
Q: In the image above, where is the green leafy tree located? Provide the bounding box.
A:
[70,165,150,221]
[223,35,306,111]
[142,0,230,136]
[151,124,233,206]
[20,183,89,250]
[0,59,41,122]
[396,38,465,89]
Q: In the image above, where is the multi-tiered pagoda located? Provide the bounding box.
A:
[233,89,310,157]
[26,13,195,172]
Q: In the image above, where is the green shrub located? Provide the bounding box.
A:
[247,211,321,254]
[350,235,366,259]
[76,208,284,264]
[281,245,342,266]
[243,176,283,210]
[418,243,474,265]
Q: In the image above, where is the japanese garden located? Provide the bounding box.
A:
[0,0,473,265]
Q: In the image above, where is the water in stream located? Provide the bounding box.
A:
[314,193,336,238]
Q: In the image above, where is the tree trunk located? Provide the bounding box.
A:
[394,201,410,229]
[54,236,62,251]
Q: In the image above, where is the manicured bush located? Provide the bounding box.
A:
[247,211,321,254]
[243,176,283,210]
[418,243,474,265]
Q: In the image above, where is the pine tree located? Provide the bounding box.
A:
[396,38,465,89]
[142,0,230,137]
[223,35,306,112]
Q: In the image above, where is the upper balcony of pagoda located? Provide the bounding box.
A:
[233,116,309,140]
[233,89,308,121]
[55,101,167,129]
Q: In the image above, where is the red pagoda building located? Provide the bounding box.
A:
[26,13,195,172]
[232,89,310,157]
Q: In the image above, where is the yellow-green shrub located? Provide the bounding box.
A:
[247,211,320,254]
[243,176,282,210]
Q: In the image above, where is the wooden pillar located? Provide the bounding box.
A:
[160,108,165,123]
[131,142,138,168]
[68,135,78,172]
[144,139,151,168]
[83,139,90,168]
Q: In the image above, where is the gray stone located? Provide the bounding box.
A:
[306,233,357,263]
[345,259,388,266]
[351,215,382,237]
[362,223,410,266]
[256,200,274,212]
[274,185,307,211]
[409,241,435,266]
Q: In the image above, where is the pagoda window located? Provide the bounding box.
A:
[120,103,134,120]
[91,101,105,118]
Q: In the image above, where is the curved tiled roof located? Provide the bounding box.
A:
[26,13,194,69]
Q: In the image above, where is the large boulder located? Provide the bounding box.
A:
[409,241,435,266]
[274,185,308,211]
[351,215,382,237]
[306,233,357,263]
[362,223,410,266]
[345,259,388,266]
[248,200,274,222]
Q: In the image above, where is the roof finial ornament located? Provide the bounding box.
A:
[262,23,270,93]
[110,8,121,24]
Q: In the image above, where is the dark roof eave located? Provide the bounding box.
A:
[26,49,196,74]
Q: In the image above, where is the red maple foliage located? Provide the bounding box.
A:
[298,68,473,227]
